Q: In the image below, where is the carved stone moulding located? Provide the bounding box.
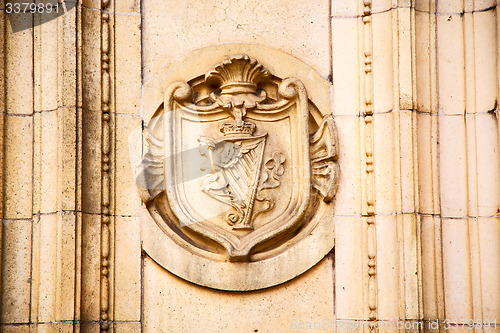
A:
[139,44,338,291]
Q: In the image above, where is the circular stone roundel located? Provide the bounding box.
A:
[137,44,339,291]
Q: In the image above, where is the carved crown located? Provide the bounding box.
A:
[220,121,256,136]
[205,54,271,95]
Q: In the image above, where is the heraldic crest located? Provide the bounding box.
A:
[137,48,338,290]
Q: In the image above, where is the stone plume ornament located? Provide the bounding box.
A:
[138,45,338,291]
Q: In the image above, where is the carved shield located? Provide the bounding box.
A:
[138,49,338,290]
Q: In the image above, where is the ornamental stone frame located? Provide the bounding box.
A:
[138,45,339,291]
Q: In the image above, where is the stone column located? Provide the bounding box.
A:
[333,1,421,331]
[416,0,500,331]
[29,2,79,330]
[0,2,35,328]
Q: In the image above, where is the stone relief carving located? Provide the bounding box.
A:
[138,46,338,290]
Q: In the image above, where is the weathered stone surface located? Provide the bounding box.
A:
[0,1,499,332]
[143,254,335,333]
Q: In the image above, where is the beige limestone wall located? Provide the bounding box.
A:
[0,0,499,332]
[140,1,335,331]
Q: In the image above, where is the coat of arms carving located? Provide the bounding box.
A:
[138,46,338,290]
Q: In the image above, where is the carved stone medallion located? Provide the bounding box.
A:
[138,45,338,291]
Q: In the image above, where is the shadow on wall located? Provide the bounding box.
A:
[5,0,77,33]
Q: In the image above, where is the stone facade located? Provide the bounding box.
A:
[0,0,499,332]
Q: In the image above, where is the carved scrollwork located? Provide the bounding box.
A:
[310,116,339,202]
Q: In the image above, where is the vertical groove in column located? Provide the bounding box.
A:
[497,4,500,219]
[392,5,405,321]
[362,0,377,330]
[0,0,5,318]
[411,3,423,317]
[80,0,102,328]
[100,0,112,331]
[497,4,500,206]
[31,13,42,325]
[463,4,483,323]
[463,1,477,322]
[410,3,423,318]
[74,1,83,325]
[1,4,34,324]
[32,6,62,324]
[415,0,446,323]
[480,0,500,323]
[433,0,446,324]
[432,0,445,322]
[395,3,421,321]
[496,3,500,186]
[57,1,78,323]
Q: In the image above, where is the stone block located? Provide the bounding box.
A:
[114,216,141,321]
[1,219,32,323]
[4,115,33,219]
